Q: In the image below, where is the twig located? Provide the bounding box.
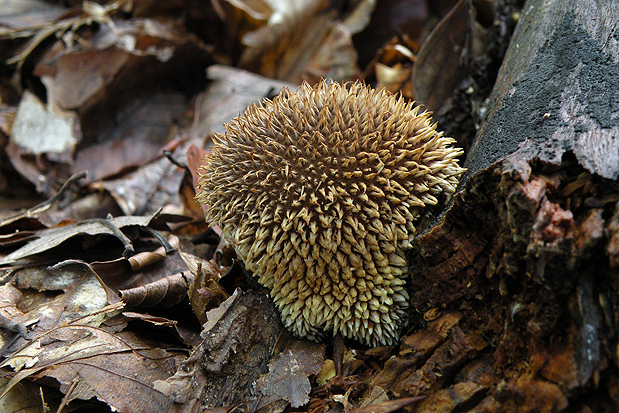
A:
[56,380,78,413]
[140,226,175,255]
[90,218,135,258]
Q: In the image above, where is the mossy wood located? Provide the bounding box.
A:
[407,0,619,411]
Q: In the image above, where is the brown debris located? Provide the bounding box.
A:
[3,0,619,411]
[155,289,283,411]
[397,326,487,397]
[414,381,488,413]
[256,340,326,408]
[119,272,189,308]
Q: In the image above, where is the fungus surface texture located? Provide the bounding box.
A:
[196,81,465,346]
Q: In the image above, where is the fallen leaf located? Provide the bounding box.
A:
[181,251,228,325]
[4,327,182,411]
[72,91,189,183]
[119,272,190,308]
[353,0,428,69]
[0,0,66,33]
[256,340,326,408]
[7,91,79,195]
[232,0,334,82]
[195,65,295,138]
[0,211,174,265]
[412,0,488,111]
[350,396,425,413]
[0,375,58,413]
[7,9,210,192]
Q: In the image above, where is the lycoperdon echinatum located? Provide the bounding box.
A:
[196,81,465,346]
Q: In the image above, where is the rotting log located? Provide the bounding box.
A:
[405,0,619,411]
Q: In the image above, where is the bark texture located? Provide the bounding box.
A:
[404,0,619,411]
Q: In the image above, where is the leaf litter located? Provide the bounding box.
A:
[0,0,513,411]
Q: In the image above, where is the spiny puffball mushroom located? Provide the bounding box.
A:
[196,81,465,346]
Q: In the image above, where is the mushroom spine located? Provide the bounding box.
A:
[196,81,465,346]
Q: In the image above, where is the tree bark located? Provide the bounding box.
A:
[406,0,619,411]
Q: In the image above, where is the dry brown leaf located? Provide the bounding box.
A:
[0,230,38,248]
[0,375,58,413]
[72,92,189,183]
[233,0,333,81]
[122,311,177,327]
[6,9,209,193]
[128,236,179,270]
[0,260,122,368]
[256,340,326,408]
[119,272,190,308]
[360,34,418,97]
[195,65,295,138]
[4,326,182,411]
[412,0,489,112]
[120,311,200,345]
[0,256,186,411]
[6,91,79,195]
[350,396,425,413]
[180,144,210,217]
[0,284,27,345]
[93,151,188,216]
[0,210,179,266]
[220,0,370,83]
[0,0,66,34]
[302,20,361,83]
[353,0,428,69]
[180,251,228,325]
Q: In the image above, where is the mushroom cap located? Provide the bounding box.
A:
[196,81,465,346]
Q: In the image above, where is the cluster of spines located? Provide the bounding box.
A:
[197,81,464,346]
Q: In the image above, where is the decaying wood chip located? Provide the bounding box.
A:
[155,289,283,411]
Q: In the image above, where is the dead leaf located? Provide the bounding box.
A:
[128,236,179,270]
[72,91,189,183]
[358,34,418,99]
[6,91,80,195]
[0,260,123,368]
[303,20,361,83]
[122,311,178,327]
[185,144,211,217]
[6,10,210,192]
[3,326,182,411]
[0,0,66,33]
[93,154,186,217]
[0,284,27,345]
[195,65,295,138]
[119,272,190,308]
[234,0,333,81]
[412,0,488,111]
[0,210,174,266]
[349,396,425,413]
[0,229,39,248]
[256,340,326,408]
[0,375,58,413]
[0,255,185,411]
[181,251,228,325]
[353,0,428,69]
